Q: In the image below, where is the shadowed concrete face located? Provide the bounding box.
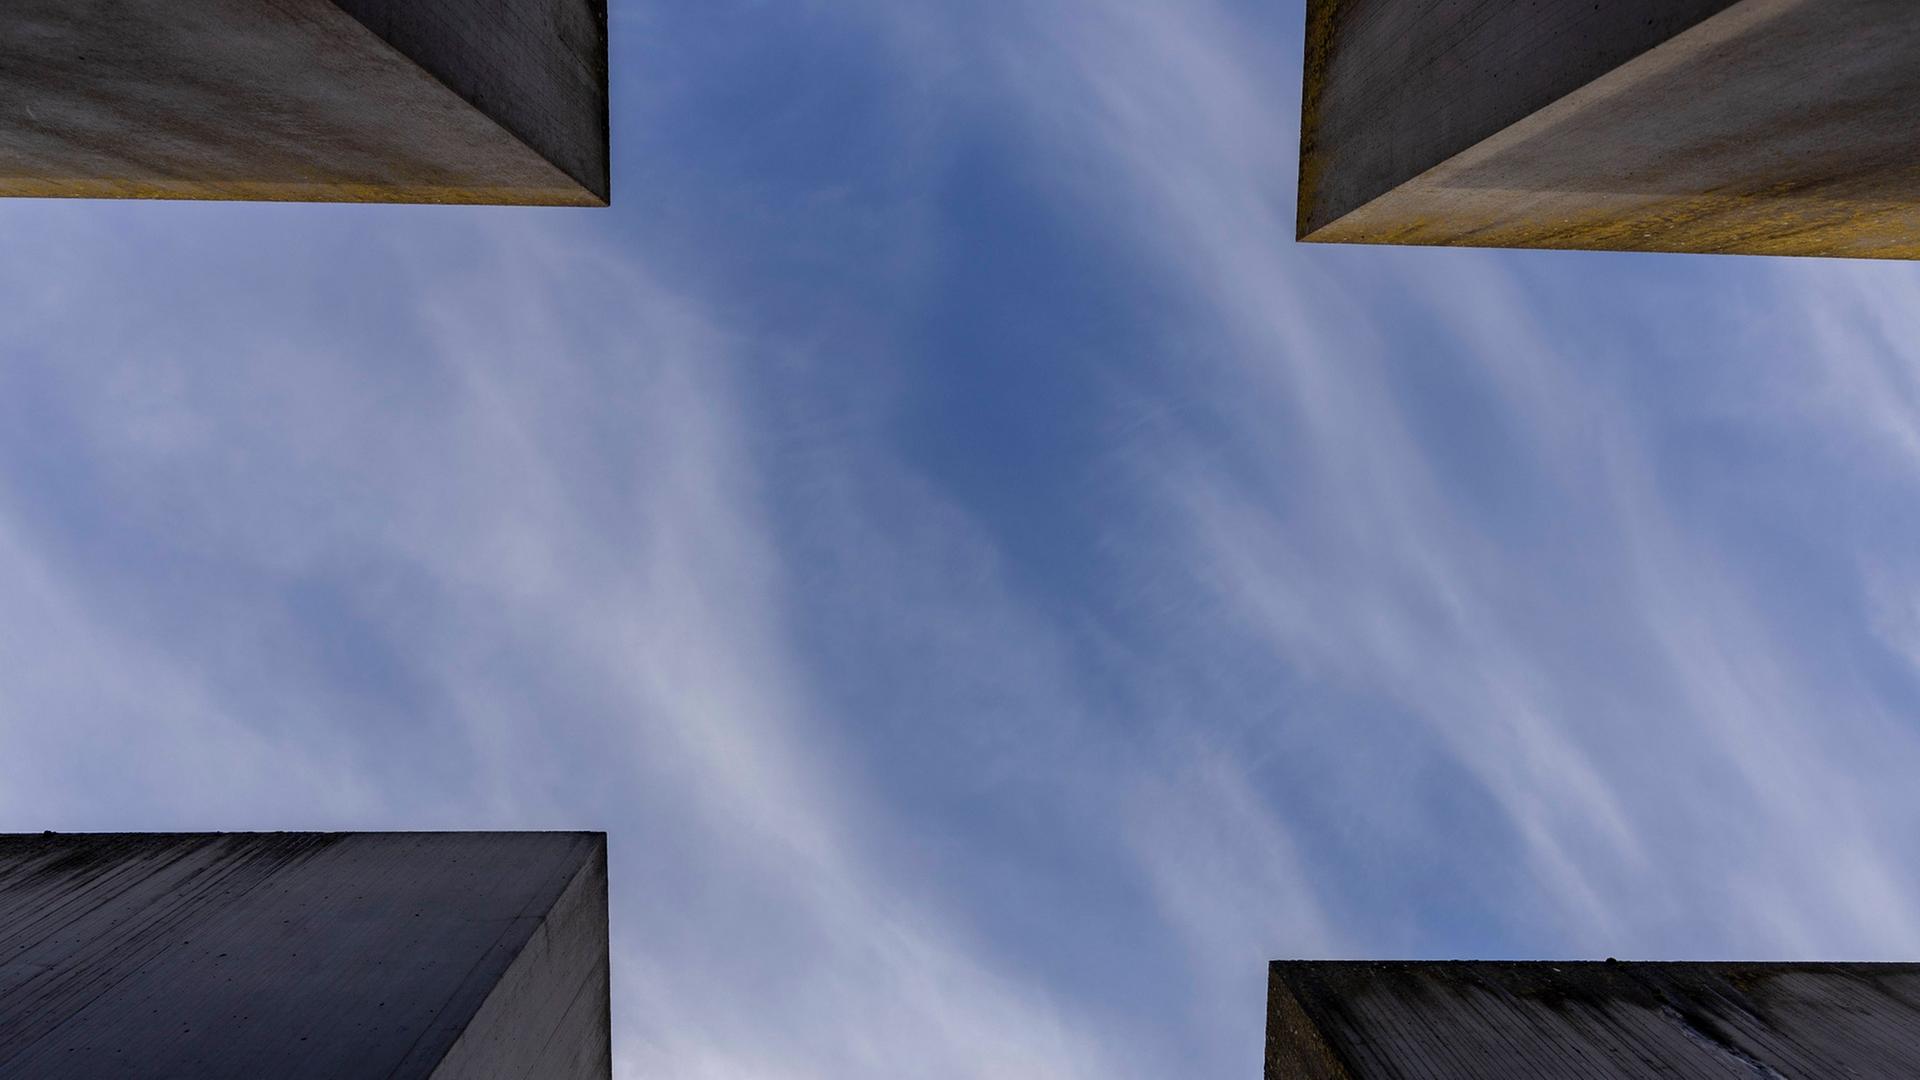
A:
[1300,0,1920,258]
[0,0,608,205]
[1267,961,1920,1079]
[0,833,611,1080]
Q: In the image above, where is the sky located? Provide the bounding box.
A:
[5,1,1920,1076]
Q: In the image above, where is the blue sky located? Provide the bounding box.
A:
[6,1,1920,1075]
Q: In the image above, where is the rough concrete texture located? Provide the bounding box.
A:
[1268,960,1920,1079]
[1299,0,1920,258]
[0,832,611,1079]
[0,0,607,205]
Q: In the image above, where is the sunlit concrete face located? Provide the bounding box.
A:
[0,833,611,1080]
[1299,0,1920,259]
[0,0,608,205]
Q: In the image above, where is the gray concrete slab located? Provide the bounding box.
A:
[1268,960,1920,1079]
[0,832,611,1079]
[1300,0,1920,258]
[0,0,607,205]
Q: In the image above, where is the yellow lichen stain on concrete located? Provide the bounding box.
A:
[1306,180,1920,260]
[0,175,605,207]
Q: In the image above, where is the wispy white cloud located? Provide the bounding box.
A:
[0,204,1125,1078]
[932,0,1920,967]
[1781,262,1920,471]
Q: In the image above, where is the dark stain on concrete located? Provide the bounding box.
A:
[1269,960,1920,1079]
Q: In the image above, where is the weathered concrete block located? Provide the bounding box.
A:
[0,0,608,205]
[1268,960,1920,1078]
[0,832,611,1079]
[1299,0,1920,258]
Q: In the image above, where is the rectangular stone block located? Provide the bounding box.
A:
[0,832,611,1079]
[1268,960,1920,1078]
[1299,0,1920,258]
[0,0,608,205]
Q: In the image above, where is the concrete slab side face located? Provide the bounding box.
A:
[0,832,611,1080]
[428,840,612,1079]
[331,0,610,203]
[1266,961,1920,1079]
[0,0,605,205]
[1298,0,1739,237]
[1300,0,1920,258]
[1263,966,1352,1080]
